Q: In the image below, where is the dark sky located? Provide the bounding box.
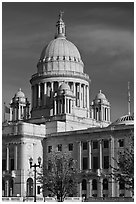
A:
[2,2,134,122]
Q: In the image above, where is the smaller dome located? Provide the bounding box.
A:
[58,82,73,96]
[59,83,70,91]
[95,90,106,100]
[15,88,25,98]
[110,114,134,126]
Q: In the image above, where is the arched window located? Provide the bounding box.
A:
[103,179,108,190]
[27,178,33,197]
[92,179,97,190]
[119,180,125,190]
[82,179,87,190]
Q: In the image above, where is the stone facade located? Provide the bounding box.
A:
[2,13,134,199]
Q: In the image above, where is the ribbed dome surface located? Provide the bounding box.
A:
[110,114,134,126]
[40,37,81,62]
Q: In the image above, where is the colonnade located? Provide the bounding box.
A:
[92,106,110,122]
[53,98,72,115]
[31,81,89,110]
[78,138,115,198]
[10,104,30,121]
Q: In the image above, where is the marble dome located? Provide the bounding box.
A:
[37,13,84,74]
[40,37,82,63]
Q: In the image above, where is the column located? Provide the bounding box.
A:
[105,108,107,121]
[67,99,69,113]
[84,85,86,108]
[108,108,110,122]
[14,144,18,170]
[10,107,12,121]
[78,141,82,171]
[88,179,92,197]
[87,85,89,109]
[85,86,87,108]
[79,182,82,197]
[103,107,105,121]
[88,141,92,169]
[14,108,16,121]
[64,98,67,113]
[6,145,9,171]
[99,140,102,169]
[79,83,81,107]
[73,82,76,107]
[44,82,47,106]
[31,86,34,108]
[33,85,35,108]
[51,82,54,98]
[101,106,103,121]
[38,83,41,106]
[54,99,56,115]
[27,105,29,119]
[6,180,9,197]
[110,137,115,197]
[83,85,85,108]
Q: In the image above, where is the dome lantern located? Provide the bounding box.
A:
[55,11,66,39]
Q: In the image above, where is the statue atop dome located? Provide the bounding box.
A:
[55,11,66,38]
[59,10,64,20]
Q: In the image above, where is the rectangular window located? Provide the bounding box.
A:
[58,144,62,152]
[93,141,98,149]
[93,156,98,169]
[83,142,88,150]
[2,159,6,171]
[104,156,109,169]
[68,143,73,151]
[83,157,88,170]
[119,139,124,147]
[11,159,14,170]
[104,140,109,148]
[48,146,52,153]
[37,186,40,194]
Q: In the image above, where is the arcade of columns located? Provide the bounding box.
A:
[31,81,90,111]
[78,137,115,198]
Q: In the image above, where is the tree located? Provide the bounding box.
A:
[38,151,79,201]
[111,133,134,196]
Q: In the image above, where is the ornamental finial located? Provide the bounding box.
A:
[59,10,64,20]
[55,11,66,38]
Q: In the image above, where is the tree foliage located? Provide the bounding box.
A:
[112,133,134,196]
[38,151,78,201]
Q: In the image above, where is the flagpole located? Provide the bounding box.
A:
[4,102,6,122]
[128,81,131,115]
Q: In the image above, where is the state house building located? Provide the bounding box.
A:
[2,13,134,200]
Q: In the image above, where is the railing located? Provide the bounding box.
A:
[87,197,134,202]
[31,70,90,81]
